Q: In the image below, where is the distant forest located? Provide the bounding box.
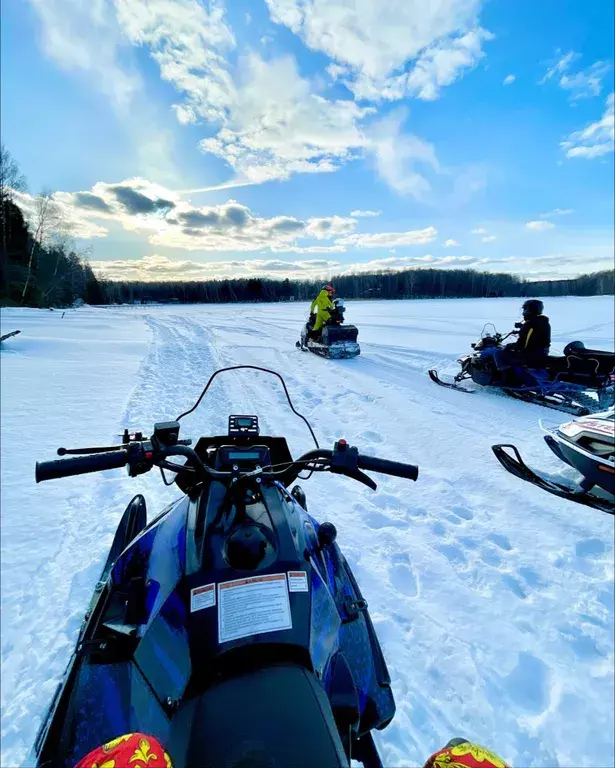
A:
[98,268,614,305]
[1,145,613,308]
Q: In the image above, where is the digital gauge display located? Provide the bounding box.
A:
[228,451,261,460]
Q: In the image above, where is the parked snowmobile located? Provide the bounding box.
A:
[492,408,614,515]
[429,325,615,416]
[32,366,418,768]
[297,299,360,359]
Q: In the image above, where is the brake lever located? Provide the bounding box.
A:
[343,468,377,491]
[57,445,123,456]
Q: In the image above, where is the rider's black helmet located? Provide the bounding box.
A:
[522,299,543,319]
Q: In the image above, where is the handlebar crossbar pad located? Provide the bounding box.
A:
[36,450,128,483]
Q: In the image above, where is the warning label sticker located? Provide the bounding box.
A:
[190,583,216,613]
[288,571,309,592]
[218,573,292,643]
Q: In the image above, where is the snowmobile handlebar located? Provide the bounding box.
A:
[36,449,128,482]
[36,440,419,489]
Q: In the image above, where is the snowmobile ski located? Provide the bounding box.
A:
[0,330,21,343]
[427,369,474,392]
[492,444,614,515]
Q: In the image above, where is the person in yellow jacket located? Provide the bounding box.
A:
[310,284,336,336]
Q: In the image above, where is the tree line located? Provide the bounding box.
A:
[97,268,613,305]
[1,145,102,307]
[1,144,612,308]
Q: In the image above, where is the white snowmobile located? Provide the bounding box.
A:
[492,407,615,515]
[297,299,360,359]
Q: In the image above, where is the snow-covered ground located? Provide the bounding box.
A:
[1,297,614,768]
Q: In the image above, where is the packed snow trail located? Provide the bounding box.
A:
[1,298,614,768]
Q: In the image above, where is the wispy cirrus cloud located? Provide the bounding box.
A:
[336,226,437,249]
[561,93,615,159]
[541,51,611,101]
[540,208,574,218]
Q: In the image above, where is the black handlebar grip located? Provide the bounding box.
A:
[36,450,128,483]
[357,455,419,482]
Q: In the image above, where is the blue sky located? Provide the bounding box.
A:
[2,0,614,281]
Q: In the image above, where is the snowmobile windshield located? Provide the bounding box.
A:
[175,365,319,448]
[480,322,498,339]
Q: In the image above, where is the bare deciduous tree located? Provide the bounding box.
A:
[20,191,67,304]
[0,144,27,200]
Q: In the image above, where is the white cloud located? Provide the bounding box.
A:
[90,249,491,282]
[540,51,579,84]
[541,51,611,100]
[481,235,496,242]
[13,180,360,253]
[13,179,442,260]
[404,28,493,102]
[12,190,110,240]
[336,226,437,249]
[339,253,481,273]
[199,53,369,184]
[503,74,515,85]
[25,0,185,183]
[27,0,140,109]
[350,209,381,218]
[366,110,439,199]
[114,0,236,123]
[561,93,615,159]
[540,208,574,218]
[526,220,555,231]
[305,216,357,239]
[471,227,488,234]
[264,0,490,102]
[90,254,342,281]
[444,239,460,247]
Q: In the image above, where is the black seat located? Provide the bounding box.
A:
[184,664,348,768]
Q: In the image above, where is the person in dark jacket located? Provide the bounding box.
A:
[482,300,551,376]
[508,299,551,365]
